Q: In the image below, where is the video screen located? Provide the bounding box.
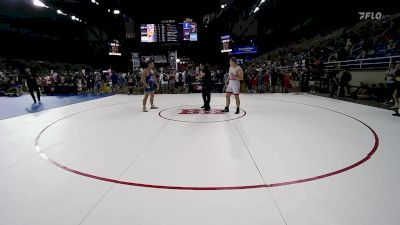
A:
[165,23,179,42]
[109,40,121,56]
[183,21,198,41]
[140,24,157,43]
[140,21,197,43]
[221,35,232,53]
[190,22,198,41]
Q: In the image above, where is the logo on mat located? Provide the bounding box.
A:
[179,109,225,114]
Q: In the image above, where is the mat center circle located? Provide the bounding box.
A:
[159,105,247,123]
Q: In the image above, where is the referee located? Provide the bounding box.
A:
[196,63,212,111]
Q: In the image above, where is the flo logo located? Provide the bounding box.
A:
[359,12,383,20]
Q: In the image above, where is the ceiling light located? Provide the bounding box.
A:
[254,7,259,13]
[91,0,95,3]
[56,9,66,16]
[221,4,226,9]
[32,0,49,8]
[113,9,120,15]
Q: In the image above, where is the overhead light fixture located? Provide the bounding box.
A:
[176,59,181,63]
[221,4,226,9]
[113,9,120,15]
[91,0,95,3]
[108,9,111,12]
[254,6,260,13]
[32,0,49,8]
[260,0,266,4]
[56,9,66,16]
[71,15,81,22]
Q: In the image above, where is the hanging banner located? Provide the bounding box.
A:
[132,52,140,70]
[168,51,177,70]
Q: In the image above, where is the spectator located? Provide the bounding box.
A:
[177,70,184,93]
[119,73,126,94]
[345,39,352,54]
[385,62,397,106]
[160,71,169,94]
[127,73,135,95]
[300,68,310,93]
[25,68,41,103]
[392,63,400,110]
[270,68,278,93]
[263,68,270,92]
[393,65,400,116]
[111,72,119,94]
[257,68,265,93]
[283,71,291,93]
[94,72,102,95]
[308,73,315,94]
[169,71,176,94]
[353,82,370,99]
[329,69,340,97]
[291,69,300,94]
[87,73,95,94]
[76,76,83,94]
[338,69,352,97]
[370,83,386,103]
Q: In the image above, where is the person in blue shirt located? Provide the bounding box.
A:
[141,62,160,112]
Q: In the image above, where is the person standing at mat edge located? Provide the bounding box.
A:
[25,68,41,104]
[196,63,212,111]
[393,63,400,116]
[222,57,243,114]
[141,62,159,112]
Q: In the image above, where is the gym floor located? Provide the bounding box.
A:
[0,93,399,225]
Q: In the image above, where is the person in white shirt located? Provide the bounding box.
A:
[222,57,244,114]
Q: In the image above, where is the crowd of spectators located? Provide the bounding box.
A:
[1,13,399,111]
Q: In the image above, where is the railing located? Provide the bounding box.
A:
[276,55,400,71]
[324,55,400,70]
[350,41,364,56]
